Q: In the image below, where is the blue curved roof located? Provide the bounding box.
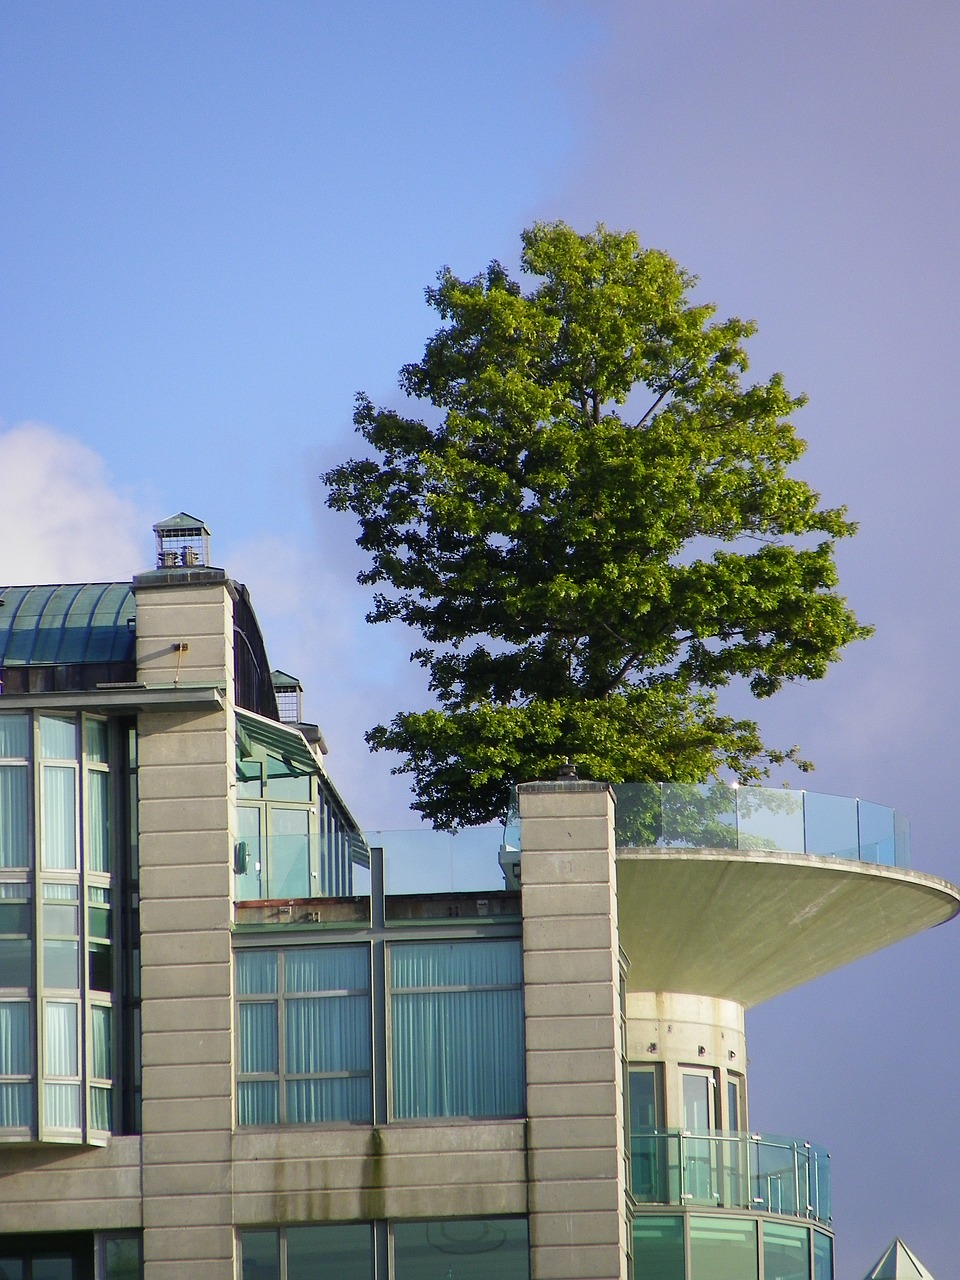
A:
[0,584,136,666]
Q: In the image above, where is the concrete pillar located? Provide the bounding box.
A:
[519,781,630,1280]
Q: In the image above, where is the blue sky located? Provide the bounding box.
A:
[2,3,959,1273]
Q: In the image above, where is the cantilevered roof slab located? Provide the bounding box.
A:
[616,847,960,1007]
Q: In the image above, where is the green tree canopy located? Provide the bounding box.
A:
[324,222,870,828]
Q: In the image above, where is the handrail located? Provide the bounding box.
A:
[630,1128,831,1227]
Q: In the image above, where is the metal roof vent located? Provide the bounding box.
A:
[270,670,303,724]
[154,513,211,570]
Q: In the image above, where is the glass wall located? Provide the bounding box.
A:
[390,940,525,1120]
[0,712,120,1145]
[394,1218,529,1279]
[235,946,372,1126]
[631,1215,833,1280]
[615,783,910,868]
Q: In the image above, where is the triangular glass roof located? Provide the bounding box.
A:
[864,1239,935,1279]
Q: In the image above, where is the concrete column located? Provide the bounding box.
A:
[134,578,237,1279]
[519,781,629,1280]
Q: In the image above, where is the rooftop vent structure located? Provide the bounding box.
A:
[270,670,303,724]
[154,513,211,569]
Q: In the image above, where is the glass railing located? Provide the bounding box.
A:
[363,825,510,896]
[615,783,909,868]
[631,1130,831,1226]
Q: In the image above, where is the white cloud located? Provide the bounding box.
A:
[0,422,148,584]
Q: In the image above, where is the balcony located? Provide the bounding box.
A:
[615,782,909,867]
[632,1129,831,1227]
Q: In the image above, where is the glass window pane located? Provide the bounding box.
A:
[286,946,368,993]
[630,1066,660,1131]
[33,1259,74,1280]
[286,995,370,1074]
[240,1230,279,1280]
[813,1231,833,1280]
[44,1002,78,1075]
[88,769,111,872]
[859,800,896,866]
[91,1084,112,1131]
[92,1004,112,1078]
[0,939,32,989]
[0,765,30,868]
[237,1080,279,1126]
[103,1235,143,1280]
[239,1002,278,1074]
[43,904,78,935]
[236,949,278,995]
[286,1075,371,1125]
[0,715,29,759]
[40,717,77,760]
[0,1262,23,1280]
[763,1222,810,1280]
[43,1081,81,1128]
[85,719,109,764]
[236,805,263,900]
[0,1002,30,1074]
[394,1218,529,1280]
[268,808,310,898]
[43,939,80,990]
[0,1082,33,1128]
[690,1216,758,1280]
[632,1215,685,1280]
[42,767,77,869]
[287,1223,373,1280]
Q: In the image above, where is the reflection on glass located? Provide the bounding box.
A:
[813,1231,833,1280]
[103,1236,142,1280]
[394,1218,529,1280]
[689,1216,757,1280]
[42,767,77,870]
[805,792,858,860]
[858,800,895,866]
[736,788,803,853]
[661,784,737,849]
[763,1222,809,1280]
[240,1231,279,1280]
[286,1224,373,1280]
[632,1216,685,1280]
[0,766,30,868]
[268,815,310,899]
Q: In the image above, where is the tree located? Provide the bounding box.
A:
[323,222,870,829]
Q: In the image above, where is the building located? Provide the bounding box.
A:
[0,516,956,1279]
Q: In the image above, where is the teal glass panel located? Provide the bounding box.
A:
[763,1222,810,1280]
[286,1076,371,1124]
[235,805,263,900]
[33,1261,74,1280]
[0,715,29,758]
[236,949,278,994]
[660,783,737,848]
[813,1231,833,1280]
[894,810,911,867]
[90,1085,112,1130]
[268,809,310,898]
[0,765,30,868]
[237,1080,279,1126]
[89,904,111,940]
[265,770,311,802]
[285,945,368,993]
[103,1235,143,1280]
[239,1002,278,1073]
[689,1216,758,1280]
[43,1082,81,1127]
[737,788,804,853]
[43,903,78,935]
[287,1223,373,1279]
[42,766,77,869]
[0,902,31,934]
[0,1262,23,1280]
[92,1004,112,1078]
[88,770,111,872]
[632,1215,684,1280]
[89,943,112,992]
[85,718,109,764]
[240,1231,279,1280]
[394,1218,529,1280]
[804,791,859,859]
[391,938,522,989]
[859,800,896,866]
[43,939,80,989]
[39,716,77,760]
[44,1002,78,1075]
[0,939,32,989]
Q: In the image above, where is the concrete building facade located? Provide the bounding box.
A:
[0,517,956,1279]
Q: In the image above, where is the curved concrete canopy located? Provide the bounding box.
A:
[616,847,960,1008]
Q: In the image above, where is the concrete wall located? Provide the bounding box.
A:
[519,781,630,1280]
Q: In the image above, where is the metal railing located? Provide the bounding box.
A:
[631,1129,831,1226]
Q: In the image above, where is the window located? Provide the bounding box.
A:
[763,1222,810,1280]
[689,1217,757,1280]
[389,940,524,1120]
[236,946,372,1126]
[393,1218,529,1280]
[239,1224,372,1280]
[631,1216,684,1280]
